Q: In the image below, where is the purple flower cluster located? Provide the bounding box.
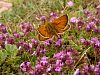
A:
[70,17,78,24]
[53,49,75,68]
[49,12,58,22]
[94,62,100,75]
[31,38,38,48]
[20,22,34,35]
[0,23,7,33]
[70,5,100,33]
[74,62,100,75]
[20,48,80,75]
[20,61,34,75]
[0,34,6,48]
[86,21,100,33]
[0,23,36,53]
[13,32,20,38]
[39,15,47,24]
[54,38,63,47]
[21,42,32,53]
[32,44,47,57]
[81,37,100,48]
[84,8,100,33]
[44,39,52,46]
[77,17,85,30]
[80,37,100,56]
[80,38,90,47]
[91,37,100,48]
[37,12,58,24]
[0,33,16,48]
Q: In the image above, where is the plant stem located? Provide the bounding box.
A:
[73,47,91,70]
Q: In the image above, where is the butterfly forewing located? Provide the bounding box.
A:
[51,15,68,33]
[38,24,53,38]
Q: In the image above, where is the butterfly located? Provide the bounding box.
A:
[37,15,68,41]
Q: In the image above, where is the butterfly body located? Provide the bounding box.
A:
[38,15,68,41]
[46,22,59,36]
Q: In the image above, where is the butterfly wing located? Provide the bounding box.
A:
[38,34,49,41]
[38,24,53,38]
[51,15,68,34]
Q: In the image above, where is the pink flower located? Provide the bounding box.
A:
[54,51,65,59]
[96,5,100,9]
[74,69,80,75]
[20,22,34,33]
[55,66,62,72]
[20,62,31,72]
[40,16,46,21]
[67,1,74,7]
[49,12,58,22]
[31,38,38,48]
[40,56,48,66]
[55,38,63,47]
[86,22,95,31]
[46,66,52,72]
[70,17,78,23]
[0,23,7,33]
[44,39,52,46]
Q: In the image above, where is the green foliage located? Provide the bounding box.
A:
[0,50,7,65]
[0,44,18,64]
[5,44,18,58]
[0,44,20,74]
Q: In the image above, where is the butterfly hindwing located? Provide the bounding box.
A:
[55,27,66,34]
[38,34,49,41]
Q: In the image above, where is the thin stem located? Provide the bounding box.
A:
[70,40,78,47]
[73,47,91,70]
[94,50,97,65]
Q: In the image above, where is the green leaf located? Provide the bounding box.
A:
[0,50,7,65]
[5,44,18,58]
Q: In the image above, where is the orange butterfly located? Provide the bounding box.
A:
[38,15,68,41]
